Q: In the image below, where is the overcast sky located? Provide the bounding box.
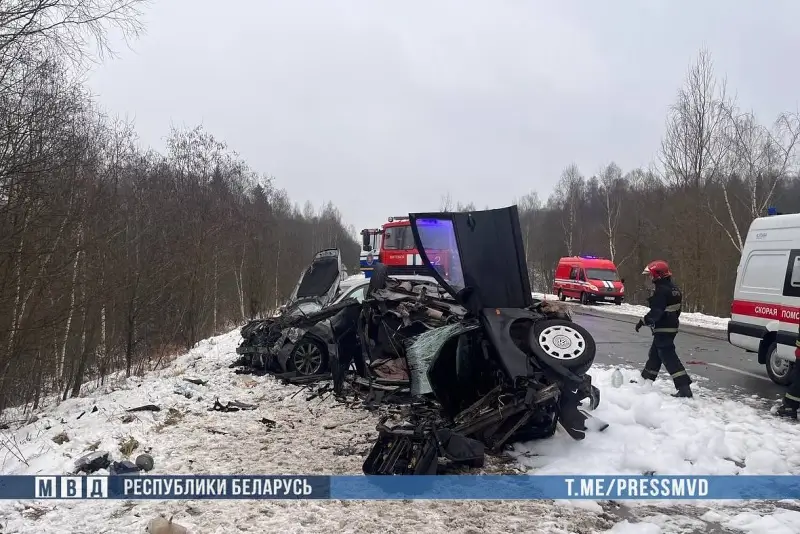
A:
[87,0,800,235]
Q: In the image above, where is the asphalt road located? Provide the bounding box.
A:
[567,306,787,403]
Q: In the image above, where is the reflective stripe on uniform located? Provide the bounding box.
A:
[670,370,687,378]
[664,304,682,312]
[795,339,800,348]
[786,393,800,402]
[653,328,678,333]
[642,369,658,378]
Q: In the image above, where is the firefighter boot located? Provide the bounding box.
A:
[672,385,693,398]
[775,404,798,420]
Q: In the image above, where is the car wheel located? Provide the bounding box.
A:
[529,319,596,376]
[765,342,794,386]
[580,292,589,305]
[558,290,565,302]
[289,338,327,376]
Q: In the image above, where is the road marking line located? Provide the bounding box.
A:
[702,362,772,382]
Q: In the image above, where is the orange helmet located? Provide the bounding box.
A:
[642,260,672,281]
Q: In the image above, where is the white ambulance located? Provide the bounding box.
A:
[728,211,800,385]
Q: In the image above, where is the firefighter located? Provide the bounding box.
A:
[774,332,800,420]
[633,260,693,398]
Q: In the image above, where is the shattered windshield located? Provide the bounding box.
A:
[416,218,465,293]
[585,268,619,281]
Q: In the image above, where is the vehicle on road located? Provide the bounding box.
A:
[552,256,625,305]
[728,210,799,386]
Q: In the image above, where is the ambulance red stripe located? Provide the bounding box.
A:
[730,299,800,324]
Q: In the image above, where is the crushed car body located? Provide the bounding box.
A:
[353,206,607,475]
[234,206,607,475]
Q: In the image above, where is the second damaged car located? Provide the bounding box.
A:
[236,249,365,378]
[359,206,607,475]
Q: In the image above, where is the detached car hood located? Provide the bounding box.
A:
[286,248,344,309]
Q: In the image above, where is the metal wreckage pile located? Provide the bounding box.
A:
[233,207,608,475]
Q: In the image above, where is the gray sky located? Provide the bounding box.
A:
[87,0,800,235]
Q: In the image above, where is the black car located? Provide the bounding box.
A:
[348,206,605,474]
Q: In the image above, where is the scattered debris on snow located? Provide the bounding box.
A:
[0,329,796,533]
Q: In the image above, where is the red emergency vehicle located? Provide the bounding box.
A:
[552,256,625,305]
[360,217,453,278]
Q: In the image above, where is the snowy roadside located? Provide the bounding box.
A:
[533,293,731,331]
[0,329,798,533]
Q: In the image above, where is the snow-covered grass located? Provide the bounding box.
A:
[0,329,797,533]
[533,292,731,331]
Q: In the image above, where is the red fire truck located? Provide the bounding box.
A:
[360,216,453,278]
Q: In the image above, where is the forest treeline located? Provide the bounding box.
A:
[0,1,359,411]
[4,3,799,413]
[445,50,800,316]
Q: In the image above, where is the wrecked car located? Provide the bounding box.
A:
[236,249,368,377]
[344,206,606,475]
[329,270,466,394]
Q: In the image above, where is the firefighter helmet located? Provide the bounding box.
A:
[642,260,672,280]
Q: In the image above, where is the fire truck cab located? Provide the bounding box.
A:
[360,216,452,278]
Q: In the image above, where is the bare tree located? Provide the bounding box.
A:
[710,102,800,251]
[597,162,624,262]
[551,164,585,256]
[0,0,147,70]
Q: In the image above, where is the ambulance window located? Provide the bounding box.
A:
[742,252,787,291]
[791,256,800,287]
[783,250,800,297]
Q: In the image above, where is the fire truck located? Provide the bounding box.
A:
[359,216,453,278]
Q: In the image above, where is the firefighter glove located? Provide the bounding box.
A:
[635,320,644,333]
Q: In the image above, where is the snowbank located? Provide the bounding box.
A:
[513,366,800,478]
[533,293,730,331]
[0,331,796,533]
[0,330,611,533]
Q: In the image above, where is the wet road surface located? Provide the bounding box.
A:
[569,306,787,403]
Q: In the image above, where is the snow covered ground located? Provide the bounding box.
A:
[1,330,798,533]
[533,293,731,331]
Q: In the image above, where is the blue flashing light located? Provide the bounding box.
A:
[767,206,778,216]
[579,255,600,259]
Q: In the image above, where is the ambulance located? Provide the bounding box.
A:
[552,255,625,305]
[727,208,799,385]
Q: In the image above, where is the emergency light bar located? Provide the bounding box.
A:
[387,216,409,222]
[767,206,779,216]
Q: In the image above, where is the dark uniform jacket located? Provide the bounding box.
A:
[643,277,682,334]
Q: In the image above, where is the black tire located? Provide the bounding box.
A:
[529,319,596,375]
[558,290,565,302]
[288,338,328,376]
[765,342,794,386]
[580,292,589,305]
[614,297,622,306]
[367,263,389,297]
